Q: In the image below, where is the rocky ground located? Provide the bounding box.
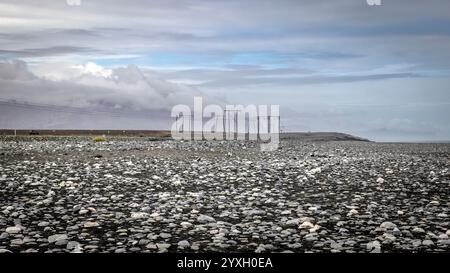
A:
[0,135,449,253]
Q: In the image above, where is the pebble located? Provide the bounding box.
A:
[48,234,68,244]
[197,214,216,223]
[366,240,381,251]
[83,222,100,228]
[380,222,397,230]
[38,221,50,227]
[159,233,171,239]
[5,226,22,234]
[180,222,193,229]
[412,227,425,234]
[299,221,314,229]
[145,243,157,250]
[0,135,448,253]
[347,209,358,216]
[376,177,385,183]
[178,240,190,248]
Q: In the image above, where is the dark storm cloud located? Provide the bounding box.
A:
[0,60,219,119]
[0,46,97,58]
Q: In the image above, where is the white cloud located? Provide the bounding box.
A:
[0,60,222,129]
[73,62,113,79]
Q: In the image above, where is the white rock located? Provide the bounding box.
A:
[38,221,50,227]
[66,241,81,250]
[48,234,68,243]
[180,222,193,228]
[412,227,425,234]
[255,244,266,253]
[197,214,216,223]
[285,219,300,226]
[380,221,397,230]
[366,240,381,250]
[159,233,172,239]
[376,177,385,183]
[347,209,359,216]
[308,167,322,175]
[83,221,99,228]
[178,240,190,248]
[78,209,89,215]
[146,243,157,250]
[309,224,321,233]
[130,212,149,219]
[5,226,22,234]
[156,243,171,250]
[383,233,396,241]
[299,221,314,229]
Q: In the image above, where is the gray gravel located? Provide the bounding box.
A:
[0,136,449,253]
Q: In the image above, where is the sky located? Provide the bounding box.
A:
[0,0,450,141]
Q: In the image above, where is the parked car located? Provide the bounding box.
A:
[29,130,40,135]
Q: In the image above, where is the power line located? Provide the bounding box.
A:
[0,99,166,120]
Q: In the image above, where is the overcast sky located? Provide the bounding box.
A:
[1,0,450,141]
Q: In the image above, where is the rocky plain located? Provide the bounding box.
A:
[0,134,449,253]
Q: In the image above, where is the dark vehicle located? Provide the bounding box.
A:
[29,130,40,135]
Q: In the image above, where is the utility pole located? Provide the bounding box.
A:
[224,109,241,140]
[257,116,260,141]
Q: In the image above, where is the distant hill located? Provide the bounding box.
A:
[0,129,370,142]
[0,129,171,137]
[281,132,371,142]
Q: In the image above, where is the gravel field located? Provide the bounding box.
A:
[0,136,449,253]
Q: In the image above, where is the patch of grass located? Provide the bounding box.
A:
[93,136,107,143]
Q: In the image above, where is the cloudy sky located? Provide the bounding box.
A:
[1,0,450,141]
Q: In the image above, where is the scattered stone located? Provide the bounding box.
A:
[285,219,300,227]
[156,243,171,250]
[299,221,314,230]
[180,222,193,229]
[48,234,68,244]
[130,212,149,219]
[66,241,81,250]
[367,240,381,251]
[197,214,216,223]
[347,209,358,216]
[380,222,397,230]
[5,226,22,234]
[376,177,385,183]
[83,221,100,228]
[412,227,425,235]
[177,240,190,248]
[159,233,172,239]
[145,243,157,250]
[0,135,448,253]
